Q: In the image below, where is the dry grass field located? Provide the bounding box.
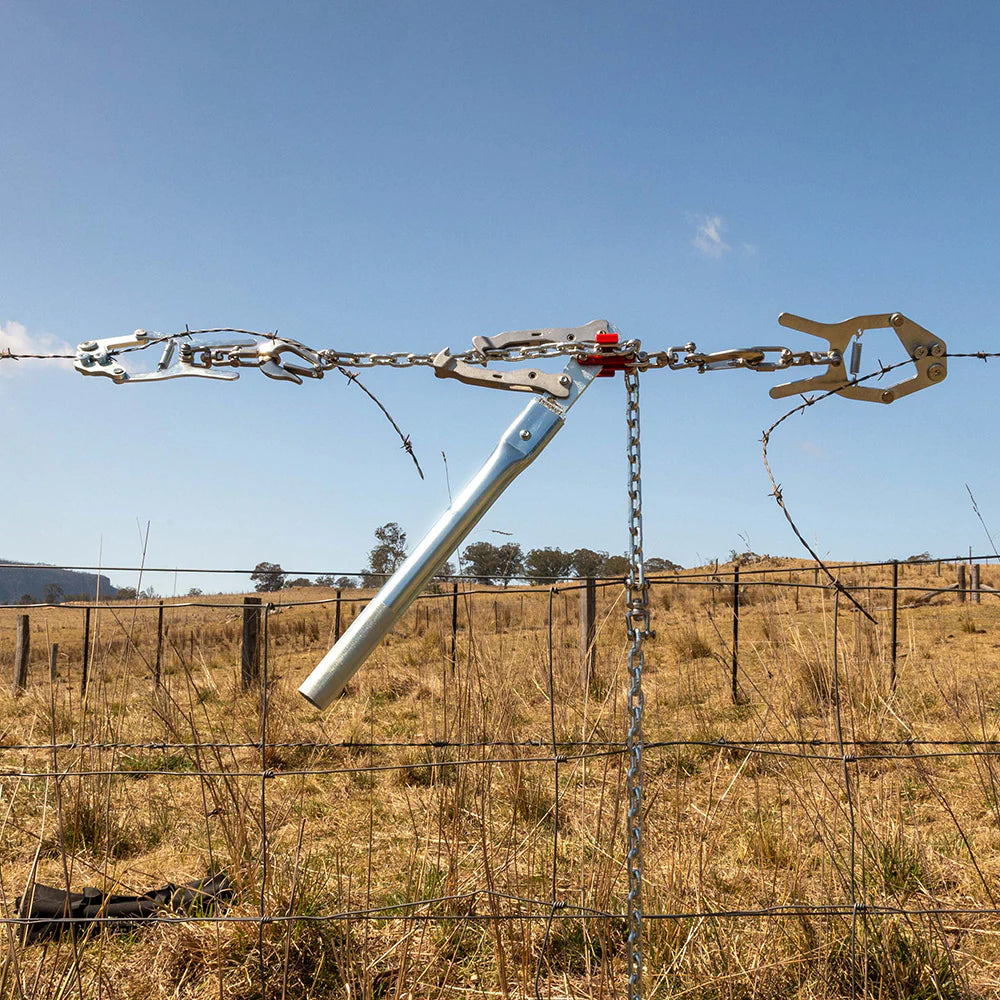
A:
[2,558,1000,999]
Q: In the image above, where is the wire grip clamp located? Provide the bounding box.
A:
[769,312,946,404]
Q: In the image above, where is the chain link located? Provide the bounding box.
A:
[640,344,841,373]
[624,368,649,1000]
[105,331,838,378]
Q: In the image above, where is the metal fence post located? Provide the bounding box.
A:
[579,576,597,690]
[731,567,740,703]
[958,563,967,604]
[890,560,899,690]
[450,581,459,668]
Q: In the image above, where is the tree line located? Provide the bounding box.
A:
[250,522,680,592]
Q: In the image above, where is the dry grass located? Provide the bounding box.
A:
[0,560,999,997]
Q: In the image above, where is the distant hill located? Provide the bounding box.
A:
[0,560,117,605]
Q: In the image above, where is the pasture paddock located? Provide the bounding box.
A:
[1,558,1000,998]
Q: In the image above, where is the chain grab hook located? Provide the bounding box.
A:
[74,330,327,384]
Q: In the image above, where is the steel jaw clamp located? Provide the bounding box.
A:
[769,312,947,404]
[299,320,621,711]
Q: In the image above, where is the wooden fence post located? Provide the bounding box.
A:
[154,600,164,687]
[241,596,262,688]
[958,564,967,604]
[81,607,91,696]
[578,577,597,690]
[731,567,740,703]
[334,589,342,642]
[49,643,59,683]
[13,614,29,696]
[973,563,981,604]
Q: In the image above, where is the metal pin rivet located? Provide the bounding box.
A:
[520,429,531,440]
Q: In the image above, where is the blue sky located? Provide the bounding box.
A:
[3,2,1000,595]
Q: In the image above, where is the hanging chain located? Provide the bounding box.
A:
[624,368,650,1000]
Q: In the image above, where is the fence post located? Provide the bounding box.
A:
[972,562,981,604]
[154,600,164,687]
[578,577,597,690]
[890,560,898,690]
[81,607,91,696]
[450,582,459,667]
[958,564,967,604]
[731,567,740,703]
[241,596,262,688]
[334,589,342,642]
[49,643,59,683]
[13,614,29,696]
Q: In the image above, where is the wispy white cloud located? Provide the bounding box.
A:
[0,321,74,375]
[692,214,731,258]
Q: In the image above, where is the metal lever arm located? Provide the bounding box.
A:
[769,312,947,403]
[298,356,600,710]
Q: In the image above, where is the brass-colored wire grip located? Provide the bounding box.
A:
[769,312,946,404]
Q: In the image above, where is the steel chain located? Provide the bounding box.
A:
[624,368,649,1000]
[109,332,841,376]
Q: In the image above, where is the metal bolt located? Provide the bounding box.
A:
[927,363,945,381]
[134,329,148,340]
[890,313,905,328]
[881,389,896,403]
[80,341,97,352]
[111,366,126,377]
[913,346,927,360]
[930,342,945,357]
[78,355,93,366]
[558,374,571,387]
[519,429,531,440]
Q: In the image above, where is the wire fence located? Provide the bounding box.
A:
[2,556,1000,998]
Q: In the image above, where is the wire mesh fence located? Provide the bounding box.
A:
[2,556,1000,998]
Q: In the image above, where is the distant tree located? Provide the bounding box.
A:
[251,562,286,592]
[602,554,630,577]
[646,556,682,574]
[315,575,336,588]
[571,548,608,578]
[18,594,35,605]
[363,522,407,587]
[187,587,204,597]
[43,583,64,605]
[139,586,158,600]
[334,576,357,589]
[433,561,455,581]
[525,547,575,582]
[116,586,138,601]
[286,577,313,588]
[462,542,523,586]
[906,551,932,563]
